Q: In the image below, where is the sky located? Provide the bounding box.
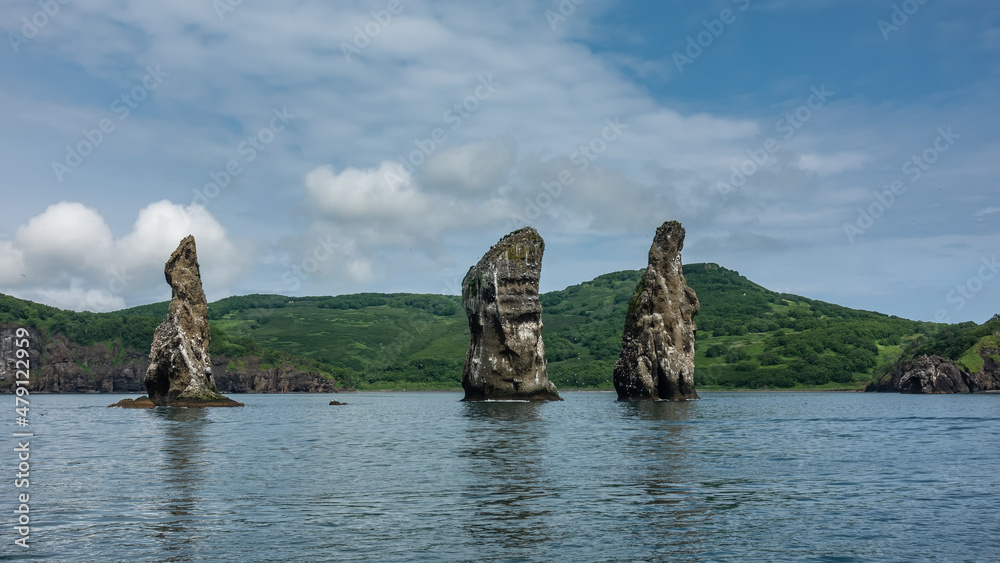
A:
[0,0,997,324]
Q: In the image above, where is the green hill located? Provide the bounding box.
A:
[0,263,952,391]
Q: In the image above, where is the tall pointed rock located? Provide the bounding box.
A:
[614,221,700,401]
[144,235,242,407]
[461,227,561,401]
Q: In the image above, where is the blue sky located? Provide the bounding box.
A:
[0,0,997,324]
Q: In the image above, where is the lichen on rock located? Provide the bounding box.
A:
[143,235,242,407]
[461,227,561,401]
[613,221,700,401]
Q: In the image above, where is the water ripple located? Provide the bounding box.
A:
[16,392,1000,562]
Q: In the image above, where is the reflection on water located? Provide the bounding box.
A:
[618,397,697,422]
[29,393,1000,562]
[148,407,211,561]
[459,401,553,556]
[617,400,715,558]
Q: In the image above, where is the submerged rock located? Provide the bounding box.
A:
[866,353,1000,393]
[614,221,700,401]
[143,236,242,407]
[107,396,155,409]
[461,227,561,401]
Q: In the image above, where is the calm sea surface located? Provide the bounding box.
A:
[4,392,999,562]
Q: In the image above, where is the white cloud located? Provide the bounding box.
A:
[16,202,114,272]
[420,139,516,194]
[305,162,433,223]
[36,279,126,313]
[794,152,870,176]
[304,159,518,240]
[117,200,247,282]
[973,206,1000,219]
[0,201,250,312]
[0,240,26,286]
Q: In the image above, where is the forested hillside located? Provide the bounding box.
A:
[0,264,951,391]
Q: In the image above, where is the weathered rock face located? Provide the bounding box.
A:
[211,357,346,393]
[614,221,700,401]
[979,347,1000,391]
[461,227,560,401]
[866,353,1000,393]
[144,236,241,407]
[0,323,345,395]
[895,355,969,393]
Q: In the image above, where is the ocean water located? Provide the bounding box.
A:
[5,392,999,562]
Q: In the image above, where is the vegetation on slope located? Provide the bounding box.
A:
[872,314,1000,380]
[0,293,345,386]
[1,263,962,391]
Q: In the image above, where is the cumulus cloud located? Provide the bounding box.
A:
[285,156,525,294]
[16,202,114,273]
[304,159,517,240]
[0,240,26,286]
[37,280,127,313]
[0,201,250,312]
[305,162,433,223]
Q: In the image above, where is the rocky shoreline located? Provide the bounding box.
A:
[866,351,1000,394]
[0,324,348,395]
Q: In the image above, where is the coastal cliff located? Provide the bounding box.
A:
[0,324,344,394]
[867,351,1000,393]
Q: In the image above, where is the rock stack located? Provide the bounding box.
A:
[137,235,242,407]
[613,221,700,401]
[461,227,561,401]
